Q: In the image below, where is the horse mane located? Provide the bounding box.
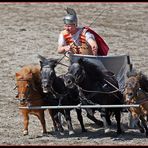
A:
[38,54,59,69]
[139,72,148,92]
[16,64,40,80]
[78,58,105,82]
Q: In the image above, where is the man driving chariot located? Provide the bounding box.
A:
[57,8,109,56]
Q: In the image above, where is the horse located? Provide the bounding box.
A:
[38,55,87,135]
[124,72,148,137]
[15,64,57,136]
[126,70,148,93]
[64,58,124,135]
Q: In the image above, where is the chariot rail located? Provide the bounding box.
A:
[19,104,140,110]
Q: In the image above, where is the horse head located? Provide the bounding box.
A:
[38,55,59,93]
[64,59,86,88]
[15,71,33,105]
[124,75,141,104]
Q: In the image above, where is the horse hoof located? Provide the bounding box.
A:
[42,132,49,136]
[104,128,110,133]
[69,130,75,135]
[23,130,28,136]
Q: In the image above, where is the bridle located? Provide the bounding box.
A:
[124,78,140,97]
[124,79,148,104]
[64,73,121,106]
[65,68,86,85]
[15,79,38,104]
[41,65,68,98]
[65,70,120,94]
[41,65,55,86]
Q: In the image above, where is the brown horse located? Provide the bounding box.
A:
[15,64,57,136]
[124,73,148,137]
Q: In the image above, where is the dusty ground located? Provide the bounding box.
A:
[0,3,148,146]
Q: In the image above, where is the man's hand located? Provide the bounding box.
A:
[64,45,71,52]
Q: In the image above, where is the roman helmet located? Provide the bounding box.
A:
[63,8,78,26]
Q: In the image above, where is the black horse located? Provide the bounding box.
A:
[64,58,124,135]
[38,55,87,135]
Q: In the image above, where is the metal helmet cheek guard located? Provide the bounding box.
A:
[63,8,78,26]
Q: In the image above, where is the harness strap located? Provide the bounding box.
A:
[136,98,148,105]
[77,84,119,94]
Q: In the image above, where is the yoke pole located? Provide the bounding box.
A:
[19,104,140,110]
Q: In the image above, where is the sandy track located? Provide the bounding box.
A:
[0,3,148,145]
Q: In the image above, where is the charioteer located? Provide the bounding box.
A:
[57,7,109,56]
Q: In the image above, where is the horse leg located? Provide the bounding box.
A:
[85,108,103,127]
[139,115,148,137]
[64,109,75,135]
[128,112,136,128]
[53,110,64,135]
[36,111,47,136]
[58,112,66,126]
[105,110,112,126]
[136,118,145,133]
[48,109,58,132]
[114,109,122,135]
[22,112,29,136]
[75,109,87,132]
[100,108,111,133]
